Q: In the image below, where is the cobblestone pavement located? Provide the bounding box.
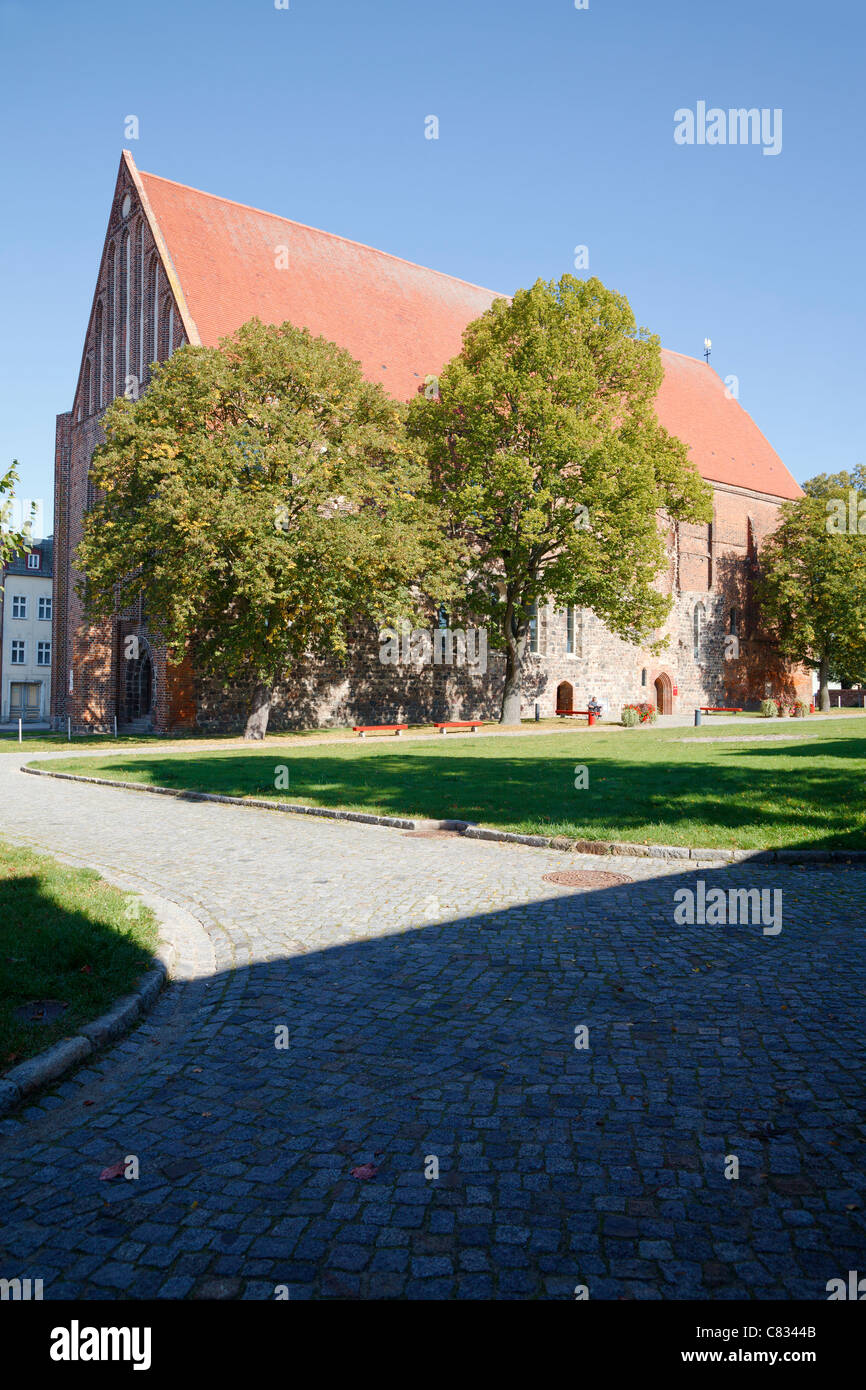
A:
[0,747,864,1300]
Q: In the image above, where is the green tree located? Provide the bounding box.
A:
[78,319,458,738]
[756,471,866,711]
[407,275,713,722]
[0,461,35,578]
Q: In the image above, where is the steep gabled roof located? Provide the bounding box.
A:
[120,154,803,501]
[136,163,500,403]
[656,349,801,500]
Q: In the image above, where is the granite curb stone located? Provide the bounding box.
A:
[21,765,866,866]
[0,884,198,1118]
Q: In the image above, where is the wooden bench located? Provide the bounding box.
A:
[434,721,485,735]
[699,707,743,714]
[556,709,597,725]
[353,724,408,738]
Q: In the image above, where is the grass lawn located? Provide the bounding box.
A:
[0,841,158,1070]
[4,707,862,754]
[36,715,866,852]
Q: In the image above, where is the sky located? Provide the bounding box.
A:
[1,0,863,534]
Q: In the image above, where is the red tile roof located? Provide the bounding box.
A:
[131,157,801,501]
[655,349,801,500]
[137,166,499,404]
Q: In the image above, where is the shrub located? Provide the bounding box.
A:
[760,698,779,718]
[793,699,809,718]
[622,702,657,726]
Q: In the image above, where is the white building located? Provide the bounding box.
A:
[1,538,53,722]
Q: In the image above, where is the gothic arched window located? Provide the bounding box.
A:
[81,360,91,419]
[147,257,159,373]
[94,302,104,408]
[137,222,147,381]
[119,230,131,394]
[105,243,116,403]
[160,299,175,360]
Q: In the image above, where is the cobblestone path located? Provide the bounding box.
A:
[0,748,864,1299]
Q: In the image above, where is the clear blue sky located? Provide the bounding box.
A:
[1,0,863,532]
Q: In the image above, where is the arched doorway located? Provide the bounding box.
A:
[120,644,154,725]
[653,672,673,715]
[556,680,574,713]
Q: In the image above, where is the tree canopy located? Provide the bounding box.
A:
[0,461,34,576]
[756,468,866,709]
[78,319,459,737]
[407,275,713,722]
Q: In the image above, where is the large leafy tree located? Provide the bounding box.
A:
[756,467,866,709]
[407,275,713,722]
[0,461,35,575]
[78,319,458,738]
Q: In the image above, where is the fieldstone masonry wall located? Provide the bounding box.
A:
[53,483,811,734]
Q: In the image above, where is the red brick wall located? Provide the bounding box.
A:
[52,163,185,732]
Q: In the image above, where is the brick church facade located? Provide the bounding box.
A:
[52,152,809,733]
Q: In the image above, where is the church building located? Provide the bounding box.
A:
[52,152,809,733]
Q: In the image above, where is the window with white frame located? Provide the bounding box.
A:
[12,595,26,619]
[11,641,25,664]
[37,641,51,666]
[528,602,539,655]
[27,552,40,570]
[38,596,52,621]
[565,607,583,657]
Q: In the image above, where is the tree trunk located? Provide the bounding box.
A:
[244,681,273,740]
[818,657,831,713]
[500,623,526,725]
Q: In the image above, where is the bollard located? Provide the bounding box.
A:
[114,715,118,739]
[694,708,702,726]
[18,717,22,744]
[534,702,540,722]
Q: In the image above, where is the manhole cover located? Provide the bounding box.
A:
[542,870,632,888]
[14,999,69,1024]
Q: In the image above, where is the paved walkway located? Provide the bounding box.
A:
[0,747,864,1300]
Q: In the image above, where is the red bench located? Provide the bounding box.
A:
[556,709,597,725]
[700,707,743,714]
[434,721,485,735]
[353,724,408,738]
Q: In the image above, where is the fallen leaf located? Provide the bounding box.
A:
[99,1160,126,1180]
[350,1163,379,1180]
